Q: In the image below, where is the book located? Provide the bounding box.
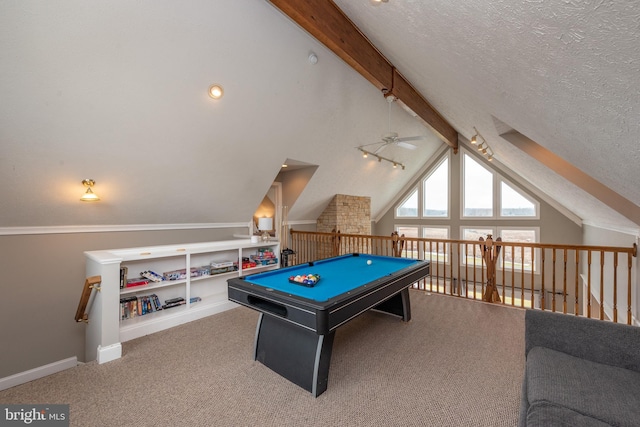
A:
[162,297,186,310]
[120,266,128,289]
[119,294,165,320]
[126,278,149,288]
[140,270,164,282]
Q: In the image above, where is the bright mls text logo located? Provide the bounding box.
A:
[1,405,69,426]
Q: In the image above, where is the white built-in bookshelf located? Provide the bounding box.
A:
[84,239,279,363]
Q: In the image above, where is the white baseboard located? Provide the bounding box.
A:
[0,357,77,391]
[97,343,122,364]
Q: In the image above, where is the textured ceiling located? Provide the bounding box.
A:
[334,0,640,231]
[0,0,638,233]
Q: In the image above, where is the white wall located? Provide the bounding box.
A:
[0,0,437,228]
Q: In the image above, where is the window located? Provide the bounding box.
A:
[462,151,538,219]
[500,181,536,217]
[461,227,539,272]
[395,226,419,258]
[396,226,419,238]
[423,227,449,262]
[396,188,418,218]
[461,227,494,265]
[463,154,493,217]
[498,228,539,272]
[423,157,449,217]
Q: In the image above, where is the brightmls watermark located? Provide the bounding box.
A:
[0,405,69,426]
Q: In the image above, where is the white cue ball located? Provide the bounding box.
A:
[367,260,372,265]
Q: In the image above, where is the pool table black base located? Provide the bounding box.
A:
[254,313,335,397]
[252,288,411,397]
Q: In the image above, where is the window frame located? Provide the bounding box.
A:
[496,226,541,273]
[394,225,420,259]
[422,225,451,264]
[395,187,419,219]
[461,151,494,219]
[459,226,540,274]
[422,154,450,219]
[461,148,539,220]
[498,178,540,220]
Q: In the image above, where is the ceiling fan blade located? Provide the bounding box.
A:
[373,143,390,155]
[396,141,418,150]
[396,135,426,143]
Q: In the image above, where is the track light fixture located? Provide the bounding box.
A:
[357,147,405,170]
[470,127,494,161]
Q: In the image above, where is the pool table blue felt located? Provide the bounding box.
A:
[242,254,420,302]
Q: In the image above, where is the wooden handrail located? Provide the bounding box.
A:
[75,276,102,323]
[289,230,637,325]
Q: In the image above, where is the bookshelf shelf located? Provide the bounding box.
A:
[119,279,187,295]
[84,239,280,364]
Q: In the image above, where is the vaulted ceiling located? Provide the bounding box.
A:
[1,1,638,234]
[279,0,640,231]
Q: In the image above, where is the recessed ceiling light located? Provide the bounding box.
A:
[208,84,224,99]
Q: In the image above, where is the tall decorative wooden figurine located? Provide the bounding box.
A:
[479,234,502,303]
[391,231,405,258]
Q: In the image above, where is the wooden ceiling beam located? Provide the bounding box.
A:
[268,0,458,151]
[268,0,393,92]
[389,69,458,151]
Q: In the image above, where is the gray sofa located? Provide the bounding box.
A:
[520,309,640,426]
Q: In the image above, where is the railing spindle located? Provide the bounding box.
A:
[552,249,557,312]
[628,251,633,325]
[563,249,568,314]
[587,250,592,319]
[540,249,546,310]
[574,250,580,316]
[600,250,605,320]
[511,244,515,307]
[521,245,525,308]
[613,252,618,323]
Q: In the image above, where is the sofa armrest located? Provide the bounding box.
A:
[525,309,640,372]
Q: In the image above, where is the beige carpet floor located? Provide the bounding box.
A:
[0,291,525,426]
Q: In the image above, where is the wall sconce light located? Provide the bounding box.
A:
[370,0,389,5]
[470,127,494,161]
[357,147,405,170]
[80,179,100,202]
[208,84,224,99]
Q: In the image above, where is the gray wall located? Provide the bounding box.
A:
[0,227,245,378]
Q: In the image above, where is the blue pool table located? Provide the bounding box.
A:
[227,253,430,397]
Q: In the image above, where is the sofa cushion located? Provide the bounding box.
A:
[526,346,640,427]
[527,401,612,427]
